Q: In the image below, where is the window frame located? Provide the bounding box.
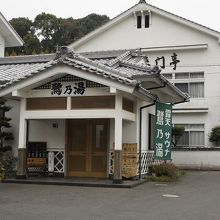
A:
[174,82,204,98]
[137,15,142,29]
[134,11,151,29]
[162,72,205,98]
[174,123,205,148]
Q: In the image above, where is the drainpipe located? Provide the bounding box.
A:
[26,119,29,151]
[139,101,156,179]
[25,119,29,177]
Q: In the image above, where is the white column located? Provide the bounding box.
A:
[113,94,123,183]
[114,95,122,150]
[17,98,27,178]
[18,98,27,149]
[67,97,71,110]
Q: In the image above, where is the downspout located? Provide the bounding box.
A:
[139,101,156,179]
[26,120,29,150]
[25,119,29,177]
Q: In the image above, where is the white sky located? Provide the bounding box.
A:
[1,0,220,32]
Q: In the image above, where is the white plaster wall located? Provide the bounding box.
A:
[28,119,65,150]
[122,120,137,144]
[74,12,217,52]
[109,119,138,149]
[172,151,220,170]
[5,99,20,156]
[109,118,114,150]
[0,33,5,57]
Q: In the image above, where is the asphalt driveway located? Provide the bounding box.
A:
[0,171,220,220]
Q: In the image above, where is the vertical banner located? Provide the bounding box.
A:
[153,102,172,160]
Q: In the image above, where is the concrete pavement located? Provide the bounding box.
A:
[0,171,220,220]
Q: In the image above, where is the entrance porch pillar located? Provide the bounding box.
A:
[17,98,27,179]
[113,95,123,184]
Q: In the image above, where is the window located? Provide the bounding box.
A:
[175,72,204,79]
[145,15,150,28]
[175,82,204,98]
[175,124,205,148]
[137,16,142,29]
[163,72,205,98]
[135,11,151,29]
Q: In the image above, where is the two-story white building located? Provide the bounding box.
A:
[68,0,220,170]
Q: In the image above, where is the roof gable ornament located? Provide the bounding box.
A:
[139,0,147,4]
[55,46,75,60]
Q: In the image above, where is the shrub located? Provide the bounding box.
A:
[147,162,184,182]
[209,126,220,146]
[0,153,17,179]
[0,164,4,180]
[2,154,17,178]
[153,163,178,178]
[172,126,185,148]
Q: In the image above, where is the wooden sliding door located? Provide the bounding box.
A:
[67,119,109,178]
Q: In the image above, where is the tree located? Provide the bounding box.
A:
[172,126,185,148]
[209,126,220,146]
[6,17,34,56]
[34,13,60,53]
[7,12,110,55]
[77,13,109,36]
[54,18,82,45]
[0,98,13,155]
[23,33,41,55]
[0,98,14,179]
[10,17,33,38]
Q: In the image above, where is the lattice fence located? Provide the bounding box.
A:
[138,151,162,175]
[109,151,162,175]
[47,150,64,173]
[109,151,114,175]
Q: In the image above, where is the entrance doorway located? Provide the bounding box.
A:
[67,119,109,178]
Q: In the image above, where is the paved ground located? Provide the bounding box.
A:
[0,171,220,220]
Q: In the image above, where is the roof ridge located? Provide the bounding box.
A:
[70,1,219,50]
[107,51,132,67]
[119,59,152,72]
[146,3,220,34]
[64,52,137,81]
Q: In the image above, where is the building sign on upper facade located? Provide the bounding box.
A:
[51,81,86,96]
[147,53,180,70]
[153,102,173,161]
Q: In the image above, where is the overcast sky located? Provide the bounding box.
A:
[2,0,220,32]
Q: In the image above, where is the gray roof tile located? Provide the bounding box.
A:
[0,49,159,90]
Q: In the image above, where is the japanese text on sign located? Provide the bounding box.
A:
[145,53,180,70]
[51,81,86,96]
[154,102,172,160]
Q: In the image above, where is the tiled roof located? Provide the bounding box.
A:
[0,48,189,103]
[0,49,155,90]
[0,60,57,89]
